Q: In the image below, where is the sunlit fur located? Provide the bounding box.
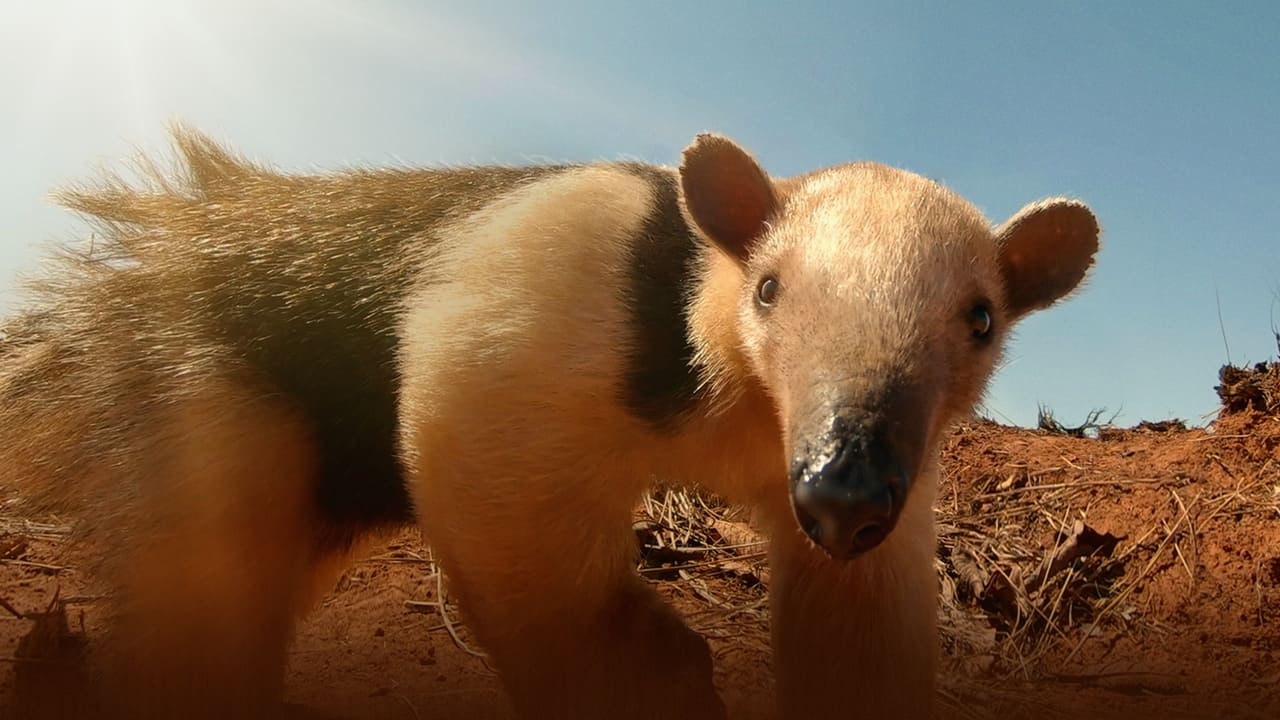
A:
[679,157,1096,718]
[0,126,1098,720]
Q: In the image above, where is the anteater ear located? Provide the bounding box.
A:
[995,198,1100,319]
[678,133,779,263]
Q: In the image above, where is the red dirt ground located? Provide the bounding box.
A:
[2,364,1278,720]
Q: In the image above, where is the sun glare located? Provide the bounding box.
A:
[5,0,251,141]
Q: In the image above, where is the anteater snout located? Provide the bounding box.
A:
[789,428,908,560]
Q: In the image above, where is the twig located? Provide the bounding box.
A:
[405,570,492,668]
[394,693,422,720]
[1169,489,1197,584]
[0,558,66,572]
[1186,433,1250,442]
[1062,493,1198,663]
[975,477,1172,500]
[638,551,768,575]
[0,596,24,619]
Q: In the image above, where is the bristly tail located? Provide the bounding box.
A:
[0,124,260,529]
[0,308,103,519]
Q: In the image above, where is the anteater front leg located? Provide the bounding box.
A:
[404,438,725,720]
[764,485,940,720]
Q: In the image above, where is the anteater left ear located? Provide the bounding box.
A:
[995,198,1100,319]
[678,133,779,263]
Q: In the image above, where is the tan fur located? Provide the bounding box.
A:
[0,126,1098,720]
[88,375,325,719]
[763,459,940,718]
[398,166,729,717]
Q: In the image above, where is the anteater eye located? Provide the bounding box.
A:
[968,304,993,339]
[757,276,779,306]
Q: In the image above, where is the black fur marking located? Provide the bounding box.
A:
[619,167,706,433]
[201,166,564,551]
[215,274,415,549]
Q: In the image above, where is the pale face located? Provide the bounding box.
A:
[734,165,1010,558]
[677,133,1099,561]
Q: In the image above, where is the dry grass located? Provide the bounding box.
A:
[624,410,1280,714]
[1217,361,1280,415]
[3,455,1277,707]
[3,392,1278,718]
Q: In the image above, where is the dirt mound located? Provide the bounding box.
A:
[936,416,1279,712]
[3,373,1279,719]
[1217,360,1280,416]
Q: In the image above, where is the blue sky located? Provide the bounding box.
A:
[1,0,1277,428]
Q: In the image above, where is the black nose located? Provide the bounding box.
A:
[790,433,907,559]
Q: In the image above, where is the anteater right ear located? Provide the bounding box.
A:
[995,198,1100,319]
[678,133,779,263]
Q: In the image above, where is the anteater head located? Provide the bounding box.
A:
[678,133,1099,560]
